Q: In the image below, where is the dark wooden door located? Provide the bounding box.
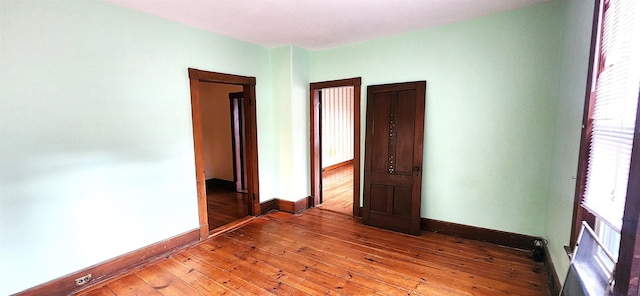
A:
[362,81,426,235]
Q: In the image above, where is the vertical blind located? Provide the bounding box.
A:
[582,0,640,232]
[321,86,354,168]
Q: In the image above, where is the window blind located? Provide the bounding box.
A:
[582,0,640,232]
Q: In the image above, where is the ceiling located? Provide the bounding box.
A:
[106,0,549,50]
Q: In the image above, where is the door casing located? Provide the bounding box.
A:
[310,77,362,216]
[188,68,260,240]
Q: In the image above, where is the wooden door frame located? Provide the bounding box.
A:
[310,77,362,216]
[229,92,248,193]
[188,68,260,240]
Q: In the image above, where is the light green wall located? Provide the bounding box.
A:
[271,46,293,200]
[270,45,311,201]
[0,1,275,294]
[545,0,596,284]
[311,1,564,236]
[290,46,311,200]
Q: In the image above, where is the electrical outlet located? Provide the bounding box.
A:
[74,274,92,286]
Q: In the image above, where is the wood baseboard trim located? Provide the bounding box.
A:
[295,196,312,213]
[322,159,353,172]
[199,223,210,240]
[208,216,255,238]
[276,196,312,214]
[14,228,200,296]
[260,199,277,214]
[420,217,560,294]
[260,196,312,215]
[205,178,236,191]
[420,218,539,251]
[544,244,561,296]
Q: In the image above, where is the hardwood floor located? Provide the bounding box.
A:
[320,163,353,215]
[207,185,249,230]
[78,208,550,296]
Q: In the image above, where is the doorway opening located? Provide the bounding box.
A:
[188,69,261,239]
[310,78,361,216]
[199,83,247,230]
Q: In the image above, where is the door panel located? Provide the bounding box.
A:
[371,92,392,173]
[370,185,387,212]
[362,81,426,235]
[392,186,412,216]
[395,90,417,175]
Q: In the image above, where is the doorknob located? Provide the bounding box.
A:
[413,166,421,176]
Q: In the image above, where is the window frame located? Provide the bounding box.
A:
[570,0,601,250]
[571,0,640,294]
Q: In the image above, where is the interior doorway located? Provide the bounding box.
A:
[199,83,248,230]
[188,69,261,239]
[310,78,361,216]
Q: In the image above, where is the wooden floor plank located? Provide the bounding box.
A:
[264,211,548,295]
[320,163,353,215]
[171,252,272,295]
[296,209,542,274]
[77,286,117,296]
[106,274,163,296]
[135,264,206,296]
[270,210,546,290]
[80,208,550,296]
[237,219,505,295]
[186,243,309,296]
[155,258,238,295]
[207,186,249,230]
[209,235,381,295]
[225,221,459,296]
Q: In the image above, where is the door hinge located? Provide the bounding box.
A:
[253,193,256,201]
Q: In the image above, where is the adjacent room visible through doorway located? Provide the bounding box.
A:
[310,78,361,216]
[199,82,249,230]
[319,86,355,215]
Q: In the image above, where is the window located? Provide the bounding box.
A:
[595,219,620,272]
[581,0,640,234]
[572,0,640,294]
